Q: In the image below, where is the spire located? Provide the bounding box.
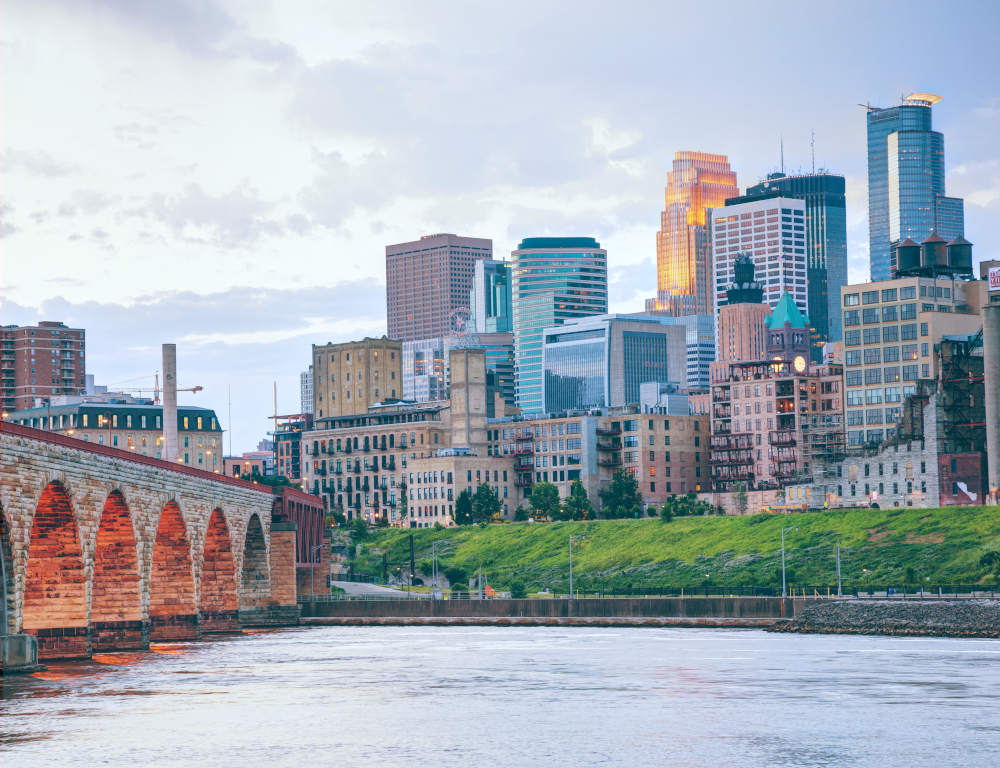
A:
[767,291,808,329]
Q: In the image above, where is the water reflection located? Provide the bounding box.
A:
[2,628,998,767]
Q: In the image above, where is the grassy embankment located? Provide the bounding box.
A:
[351,506,1000,591]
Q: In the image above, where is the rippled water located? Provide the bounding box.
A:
[2,627,998,767]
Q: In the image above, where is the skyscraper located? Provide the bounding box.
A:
[744,172,848,361]
[385,233,493,342]
[469,259,512,333]
[647,152,739,316]
[866,93,964,281]
[716,255,771,363]
[511,237,608,414]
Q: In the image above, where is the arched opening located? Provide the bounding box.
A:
[240,514,271,606]
[2,510,14,636]
[92,491,144,651]
[24,482,89,659]
[149,501,198,641]
[200,508,239,632]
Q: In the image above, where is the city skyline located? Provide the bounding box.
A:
[4,1,998,451]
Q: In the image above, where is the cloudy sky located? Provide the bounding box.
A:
[3,0,998,452]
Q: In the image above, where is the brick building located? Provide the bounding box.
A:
[1,321,87,413]
[311,337,402,420]
[223,450,276,479]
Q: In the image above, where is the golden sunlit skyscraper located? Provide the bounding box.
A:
[646,152,738,316]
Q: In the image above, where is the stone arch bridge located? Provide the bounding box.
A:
[1,422,299,660]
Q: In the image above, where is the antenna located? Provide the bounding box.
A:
[781,136,784,175]
[228,384,232,458]
[811,129,815,174]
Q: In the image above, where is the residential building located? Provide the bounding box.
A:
[223,451,276,479]
[647,152,739,316]
[1,321,87,413]
[311,337,402,419]
[511,237,608,414]
[273,413,312,481]
[744,172,848,358]
[301,365,313,415]
[716,255,771,363]
[865,93,964,281]
[710,195,808,322]
[4,400,223,468]
[470,259,512,333]
[541,314,686,413]
[386,233,493,342]
[403,333,515,408]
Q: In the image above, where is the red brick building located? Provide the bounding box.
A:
[2,321,87,413]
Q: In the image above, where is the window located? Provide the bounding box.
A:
[901,303,917,320]
[900,286,916,300]
[922,364,930,378]
[845,330,861,346]
[922,303,935,312]
[921,343,929,357]
[624,420,638,431]
[902,365,919,381]
[847,390,864,406]
[863,308,880,324]
[846,370,862,387]
[864,329,880,345]
[901,344,918,361]
[663,436,671,446]
[864,348,881,365]
[883,326,899,342]
[844,310,860,326]
[623,436,639,448]
[862,290,879,305]
[844,293,860,306]
[920,322,928,337]
[866,409,883,424]
[884,346,899,362]
[865,388,882,404]
[882,289,897,302]
[845,351,862,366]
[848,409,864,425]
[884,367,900,383]
[865,368,881,384]
[901,324,918,340]
[881,306,898,322]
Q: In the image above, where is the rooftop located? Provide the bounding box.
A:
[768,291,808,330]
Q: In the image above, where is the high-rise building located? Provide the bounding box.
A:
[541,314,687,413]
[744,173,848,360]
[717,255,771,363]
[402,333,515,409]
[300,365,313,415]
[385,233,493,342]
[470,259,512,333]
[866,93,964,282]
[647,152,739,316]
[511,237,608,414]
[1,321,87,412]
[310,337,402,420]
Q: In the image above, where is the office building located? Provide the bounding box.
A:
[223,451,276,479]
[403,333,515,408]
[866,93,964,281]
[273,413,313,481]
[744,172,848,359]
[1,321,87,413]
[5,399,223,467]
[300,365,313,415]
[710,195,808,324]
[541,314,686,413]
[717,255,771,363]
[310,337,402,419]
[647,152,739,316]
[470,259,512,333]
[511,237,608,414]
[385,233,493,342]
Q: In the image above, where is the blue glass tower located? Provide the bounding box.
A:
[866,93,964,281]
[511,238,608,413]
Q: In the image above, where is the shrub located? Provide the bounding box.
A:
[646,506,658,517]
[509,580,527,599]
[514,506,529,522]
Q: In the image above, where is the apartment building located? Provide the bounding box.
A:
[1,321,87,413]
[311,337,402,419]
[224,451,276,479]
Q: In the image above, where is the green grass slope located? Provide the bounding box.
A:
[356,506,1000,591]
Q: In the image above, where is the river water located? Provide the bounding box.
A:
[2,626,998,767]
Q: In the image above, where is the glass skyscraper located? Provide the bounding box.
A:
[743,173,848,361]
[511,238,608,413]
[469,259,512,333]
[866,93,964,281]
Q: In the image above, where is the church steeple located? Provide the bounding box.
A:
[766,291,811,371]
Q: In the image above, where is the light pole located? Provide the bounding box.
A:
[310,543,328,599]
[836,538,842,598]
[569,534,586,598]
[781,526,798,598]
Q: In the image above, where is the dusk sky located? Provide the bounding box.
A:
[4,0,998,452]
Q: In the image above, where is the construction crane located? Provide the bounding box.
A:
[110,372,203,404]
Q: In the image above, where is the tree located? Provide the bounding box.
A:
[659,500,672,524]
[399,488,408,521]
[349,517,368,538]
[599,468,643,519]
[733,482,749,515]
[472,482,502,524]
[556,479,596,521]
[509,580,527,599]
[454,489,473,525]
[528,481,561,521]
[980,551,1000,575]
[646,505,658,517]
[444,564,469,587]
[328,510,347,527]
[514,506,529,522]
[903,566,917,585]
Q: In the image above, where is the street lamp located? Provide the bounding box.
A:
[569,534,586,598]
[781,526,798,598]
[836,537,842,598]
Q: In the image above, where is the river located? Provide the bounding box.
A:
[2,627,998,766]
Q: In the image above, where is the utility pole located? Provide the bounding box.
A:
[781,526,798,598]
[570,534,586,597]
[836,539,842,597]
[409,534,415,586]
[478,564,483,600]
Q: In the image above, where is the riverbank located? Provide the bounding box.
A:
[301,616,781,628]
[769,600,1000,638]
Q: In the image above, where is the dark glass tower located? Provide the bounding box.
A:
[742,173,847,363]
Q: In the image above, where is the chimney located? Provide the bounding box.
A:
[162,344,179,462]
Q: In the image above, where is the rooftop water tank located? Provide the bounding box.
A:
[920,232,948,267]
[895,238,921,272]
[947,235,973,271]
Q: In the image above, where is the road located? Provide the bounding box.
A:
[332,581,423,598]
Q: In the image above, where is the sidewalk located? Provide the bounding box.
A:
[331,581,422,598]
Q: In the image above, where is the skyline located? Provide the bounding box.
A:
[4,1,999,452]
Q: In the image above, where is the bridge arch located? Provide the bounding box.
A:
[240,513,271,605]
[91,490,144,650]
[24,481,89,658]
[200,507,239,632]
[149,500,198,640]
[2,509,13,635]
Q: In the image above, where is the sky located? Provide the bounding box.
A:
[3,0,999,453]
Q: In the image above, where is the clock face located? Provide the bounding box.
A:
[794,356,806,373]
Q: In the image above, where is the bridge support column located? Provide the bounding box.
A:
[92,620,149,651]
[150,614,201,641]
[240,522,300,627]
[201,610,240,633]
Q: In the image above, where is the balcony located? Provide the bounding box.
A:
[596,427,621,436]
[768,430,796,446]
[333,467,343,475]
[709,453,754,466]
[352,464,361,473]
[596,442,620,451]
[712,393,730,403]
[711,466,754,480]
[597,456,623,467]
[514,459,534,470]
[513,444,534,455]
[514,475,534,486]
[713,407,731,418]
[710,434,752,450]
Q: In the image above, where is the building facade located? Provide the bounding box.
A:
[648,152,739,316]
[717,255,771,363]
[470,258,512,333]
[541,314,686,413]
[402,333,515,408]
[311,337,402,420]
[866,93,965,281]
[511,237,609,414]
[744,173,848,358]
[1,321,87,413]
[300,365,313,415]
[223,450,276,479]
[386,233,493,342]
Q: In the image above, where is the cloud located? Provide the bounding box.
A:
[3,149,80,177]
[57,189,117,217]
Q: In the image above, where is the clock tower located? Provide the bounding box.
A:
[766,291,811,373]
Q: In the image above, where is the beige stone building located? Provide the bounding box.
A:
[311,337,402,420]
